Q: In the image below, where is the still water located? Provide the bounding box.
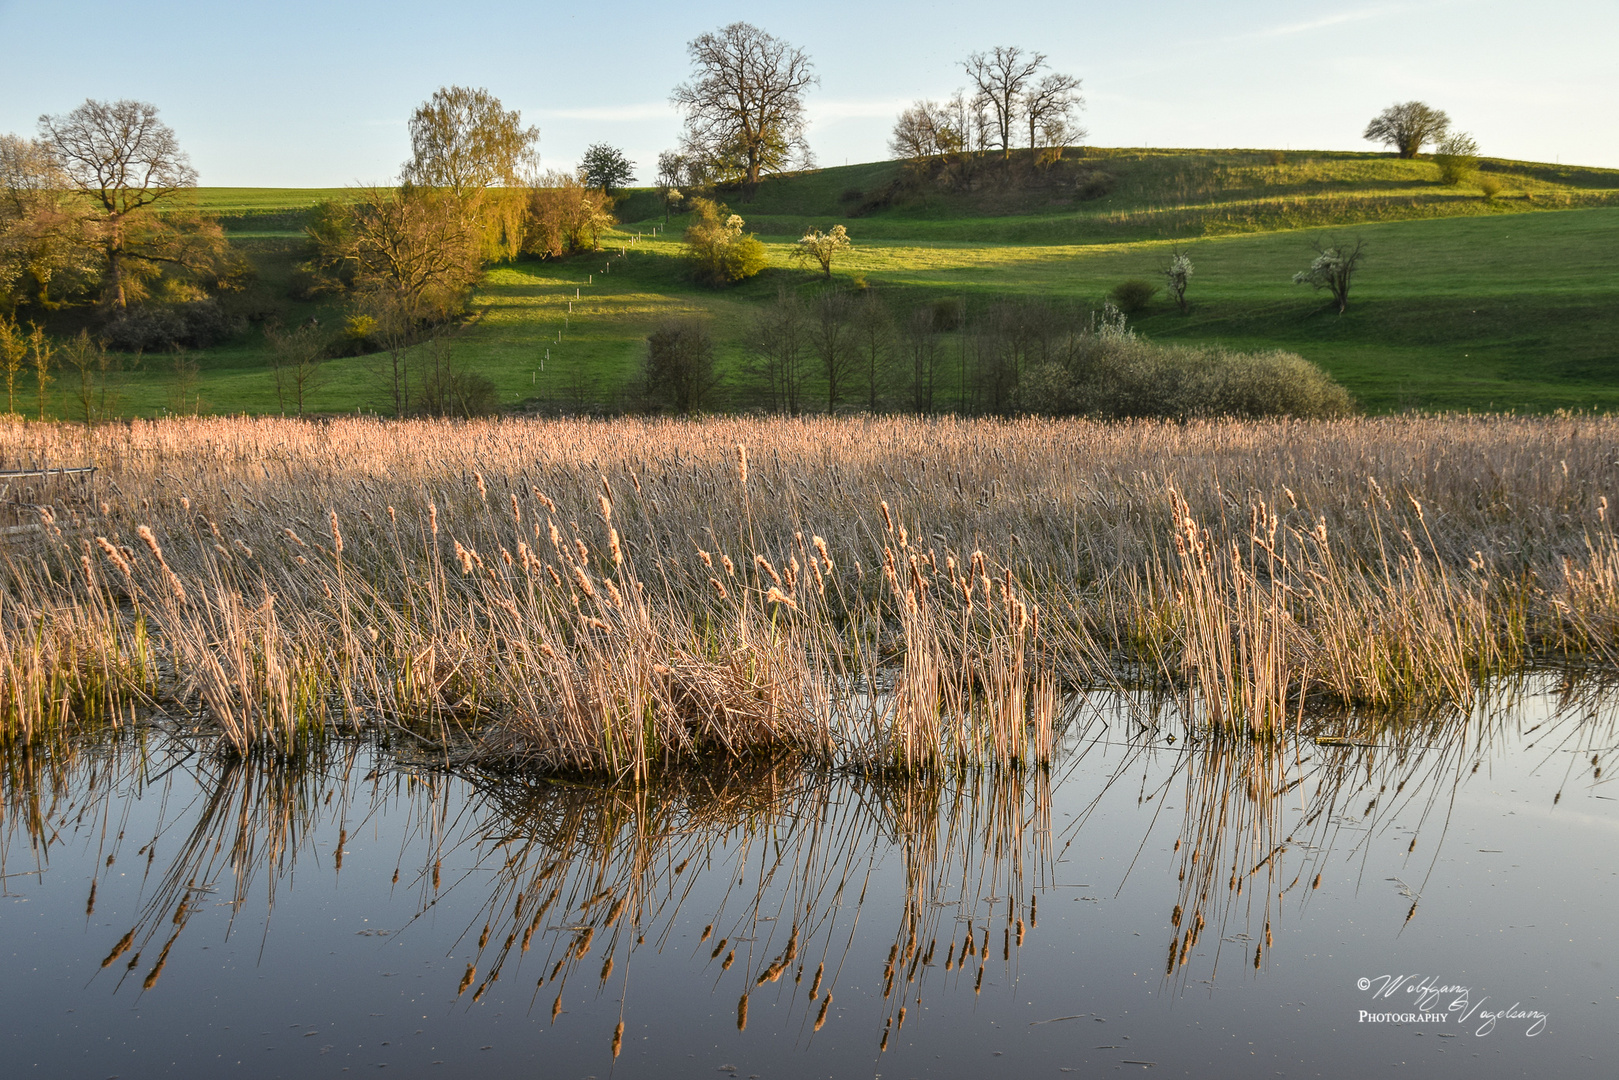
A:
[3,682,1615,1078]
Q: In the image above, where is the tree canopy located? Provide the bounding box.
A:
[1363,101,1451,159]
[402,86,538,195]
[671,22,817,192]
[580,144,635,193]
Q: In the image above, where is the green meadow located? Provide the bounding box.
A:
[48,148,1619,417]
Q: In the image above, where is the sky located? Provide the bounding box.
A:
[1,0,1614,186]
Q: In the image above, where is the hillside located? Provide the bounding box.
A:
[46,148,1619,417]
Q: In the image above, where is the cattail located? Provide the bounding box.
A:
[697,548,713,567]
[808,962,823,999]
[755,554,783,586]
[606,896,626,925]
[721,949,735,971]
[766,586,797,611]
[233,538,254,559]
[736,444,748,487]
[600,956,614,981]
[474,472,488,502]
[814,994,831,1031]
[136,525,165,563]
[458,964,476,994]
[572,565,597,599]
[574,926,594,958]
[284,527,306,548]
[721,553,735,576]
[609,528,622,567]
[700,924,712,943]
[611,1020,623,1057]
[552,994,563,1023]
[429,502,438,537]
[737,993,749,1031]
[709,576,728,599]
[812,535,833,572]
[96,536,132,577]
[711,938,728,959]
[880,500,894,533]
[329,509,343,555]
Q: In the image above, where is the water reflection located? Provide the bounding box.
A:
[1,680,1613,1072]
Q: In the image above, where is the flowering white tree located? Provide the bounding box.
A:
[1293,239,1367,314]
[791,224,851,279]
[1162,249,1194,314]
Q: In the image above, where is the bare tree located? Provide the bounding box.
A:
[901,306,942,414]
[1023,72,1084,153]
[853,291,894,412]
[810,290,856,413]
[963,47,1046,159]
[1363,102,1451,159]
[890,101,951,163]
[745,288,808,414]
[671,22,818,195]
[37,99,202,309]
[266,321,327,417]
[643,320,718,414]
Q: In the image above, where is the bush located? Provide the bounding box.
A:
[1266,150,1287,166]
[683,198,767,286]
[1074,170,1114,201]
[101,299,244,352]
[1020,335,1352,420]
[1109,279,1159,315]
[1477,175,1503,199]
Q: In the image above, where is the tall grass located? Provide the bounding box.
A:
[3,413,1619,764]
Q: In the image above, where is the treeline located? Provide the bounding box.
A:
[642,291,1352,420]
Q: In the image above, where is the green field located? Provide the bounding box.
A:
[28,147,1619,417]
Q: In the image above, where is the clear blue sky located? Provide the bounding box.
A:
[1,0,1613,186]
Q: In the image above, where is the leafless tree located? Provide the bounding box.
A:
[963,47,1045,158]
[1023,72,1084,152]
[852,291,894,412]
[810,290,856,413]
[37,99,203,309]
[265,321,327,417]
[901,306,942,414]
[1363,102,1451,159]
[745,288,808,414]
[671,22,818,194]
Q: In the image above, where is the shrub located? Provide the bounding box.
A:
[1074,170,1114,200]
[1019,334,1352,420]
[1266,150,1287,166]
[642,320,718,414]
[1433,132,1480,186]
[682,198,767,286]
[1477,175,1503,199]
[101,299,243,352]
[1109,279,1159,315]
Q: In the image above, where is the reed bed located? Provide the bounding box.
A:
[3,413,1619,766]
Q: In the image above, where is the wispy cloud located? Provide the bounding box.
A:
[1246,7,1390,40]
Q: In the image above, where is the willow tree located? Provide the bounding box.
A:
[402,86,538,260]
[671,22,817,195]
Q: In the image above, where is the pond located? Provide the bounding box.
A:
[3,680,1614,1078]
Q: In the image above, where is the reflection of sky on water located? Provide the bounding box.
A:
[1,679,1614,1078]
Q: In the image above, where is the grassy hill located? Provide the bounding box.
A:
[41,148,1619,417]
